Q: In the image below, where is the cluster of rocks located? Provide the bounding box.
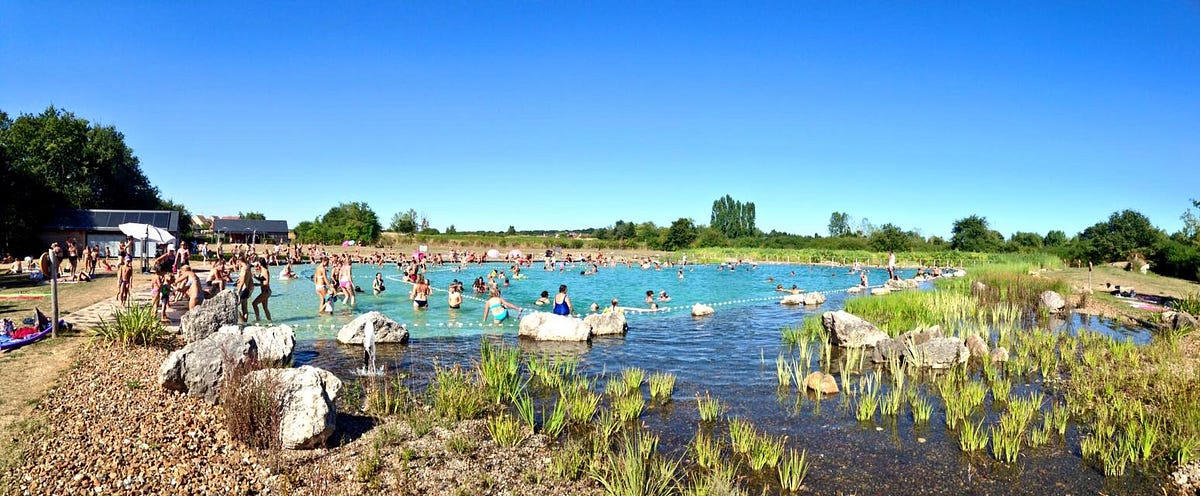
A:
[163,291,343,450]
[780,292,826,306]
[336,311,410,344]
[821,310,1008,369]
[517,311,629,341]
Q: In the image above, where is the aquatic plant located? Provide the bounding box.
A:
[685,462,745,496]
[550,438,588,480]
[911,396,933,424]
[479,341,521,404]
[696,392,725,423]
[689,428,721,470]
[613,392,645,422]
[959,418,989,453]
[728,417,757,455]
[487,413,527,447]
[429,365,487,421]
[781,325,804,347]
[778,448,811,493]
[989,377,1012,406]
[590,431,680,496]
[776,356,793,389]
[364,373,412,417]
[648,372,676,402]
[880,389,904,417]
[620,367,646,396]
[511,391,535,430]
[748,433,786,471]
[855,390,879,422]
[564,389,601,424]
[542,398,569,438]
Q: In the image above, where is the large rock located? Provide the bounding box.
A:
[822,311,890,348]
[180,289,239,343]
[847,286,863,294]
[159,331,256,403]
[965,334,989,359]
[803,292,827,306]
[337,311,408,344]
[518,312,591,341]
[1039,291,1066,313]
[870,287,892,296]
[1161,311,1199,332]
[803,372,839,395]
[990,346,1010,363]
[583,311,628,336]
[233,324,296,365]
[886,278,919,290]
[691,303,715,317]
[904,337,969,369]
[245,366,342,450]
[871,326,945,363]
[780,294,805,306]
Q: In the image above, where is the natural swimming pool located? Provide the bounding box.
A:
[257,262,1158,493]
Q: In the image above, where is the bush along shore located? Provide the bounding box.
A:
[2,264,1198,495]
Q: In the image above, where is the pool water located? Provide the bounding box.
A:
[261,262,1157,494]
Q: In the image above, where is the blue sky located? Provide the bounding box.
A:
[2,2,1198,238]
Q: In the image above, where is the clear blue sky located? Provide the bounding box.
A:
[3,2,1198,238]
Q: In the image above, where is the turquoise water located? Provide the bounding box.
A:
[259,262,907,339]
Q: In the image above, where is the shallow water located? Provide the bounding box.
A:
[269,263,1161,493]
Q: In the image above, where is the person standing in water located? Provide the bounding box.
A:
[314,258,332,314]
[552,284,573,316]
[410,275,432,310]
[483,288,520,325]
[235,256,255,322]
[251,258,272,321]
[372,272,385,294]
[339,257,356,307]
[447,281,463,309]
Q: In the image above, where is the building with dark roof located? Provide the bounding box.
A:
[212,219,290,244]
[43,209,180,258]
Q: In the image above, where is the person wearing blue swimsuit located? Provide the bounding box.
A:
[483,289,520,324]
[552,284,573,316]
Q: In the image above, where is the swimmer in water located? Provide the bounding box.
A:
[535,290,550,306]
[645,290,658,310]
[483,289,520,324]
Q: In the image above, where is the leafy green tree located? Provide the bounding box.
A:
[160,198,194,240]
[238,211,266,220]
[828,212,852,237]
[636,222,661,247]
[1181,199,1200,243]
[390,209,417,234]
[1008,232,1044,251]
[446,224,457,234]
[694,227,729,248]
[506,225,517,236]
[1078,209,1163,262]
[1044,230,1068,247]
[869,223,910,252]
[710,195,757,238]
[662,218,698,251]
[612,220,637,240]
[319,202,382,244]
[950,215,1004,252]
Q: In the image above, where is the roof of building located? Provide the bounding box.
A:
[211,219,289,233]
[47,209,180,232]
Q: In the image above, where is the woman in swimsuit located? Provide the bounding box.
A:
[372,272,386,294]
[252,258,272,321]
[482,288,519,325]
[552,284,573,316]
[235,257,254,322]
[339,258,356,307]
[410,275,431,310]
[313,258,331,314]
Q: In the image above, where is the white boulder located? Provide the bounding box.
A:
[518,312,591,341]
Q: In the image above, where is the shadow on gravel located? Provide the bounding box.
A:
[332,412,378,446]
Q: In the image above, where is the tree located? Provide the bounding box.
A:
[828,212,852,237]
[1008,232,1044,251]
[160,198,195,240]
[869,223,910,252]
[0,106,163,254]
[710,195,757,239]
[1181,199,1200,243]
[446,224,457,234]
[390,209,417,234]
[319,202,382,244]
[506,225,517,236]
[1078,209,1164,262]
[238,211,266,220]
[1044,230,1068,247]
[662,218,698,251]
[694,227,729,248]
[950,215,1004,252]
[612,220,637,240]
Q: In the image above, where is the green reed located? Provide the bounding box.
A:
[728,417,757,455]
[778,448,811,493]
[689,428,722,470]
[590,431,680,496]
[697,391,725,424]
[613,392,645,422]
[911,395,933,424]
[748,433,786,471]
[487,413,527,447]
[648,372,677,402]
[542,398,568,438]
[959,418,989,453]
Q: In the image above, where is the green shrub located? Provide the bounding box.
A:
[92,303,167,345]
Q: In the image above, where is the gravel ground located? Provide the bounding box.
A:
[0,339,602,495]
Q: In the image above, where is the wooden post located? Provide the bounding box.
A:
[49,248,59,339]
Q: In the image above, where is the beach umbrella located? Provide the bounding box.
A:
[342,240,350,247]
[508,249,522,259]
[118,222,175,243]
[486,249,501,259]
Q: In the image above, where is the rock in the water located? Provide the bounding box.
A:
[691,303,715,317]
[872,326,945,363]
[235,324,296,365]
[1039,291,1066,313]
[990,347,1010,363]
[518,312,591,341]
[905,337,969,369]
[780,294,805,306]
[180,289,239,343]
[870,287,892,296]
[337,311,408,344]
[970,281,988,296]
[803,372,839,395]
[583,311,628,336]
[822,311,890,348]
[965,334,989,359]
[886,278,919,290]
[159,331,256,403]
[847,286,863,294]
[245,365,342,450]
[803,292,827,306]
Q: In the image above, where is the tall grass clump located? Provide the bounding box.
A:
[429,365,487,421]
[488,414,527,447]
[748,433,786,471]
[697,392,725,423]
[219,354,284,450]
[728,417,757,455]
[364,374,412,416]
[92,303,168,345]
[648,372,676,402]
[778,448,811,493]
[689,428,722,470]
[478,341,521,404]
[590,431,680,496]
